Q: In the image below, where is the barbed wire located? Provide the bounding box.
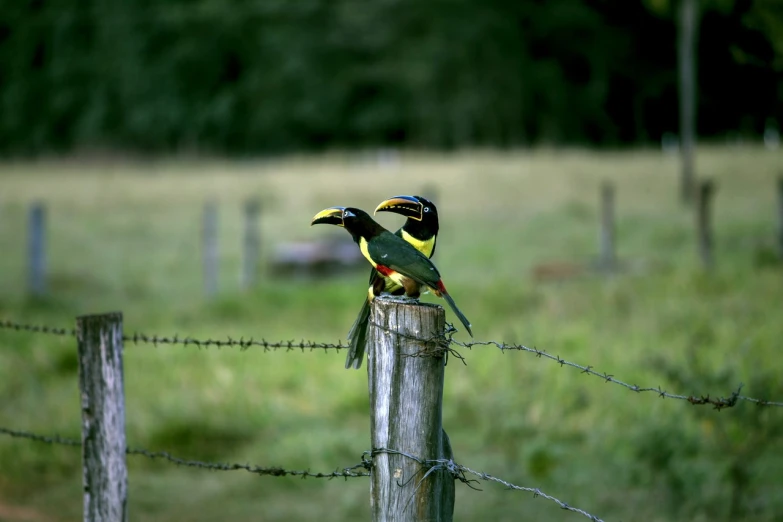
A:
[123,332,348,352]
[371,448,604,522]
[126,447,370,479]
[445,332,783,409]
[367,319,467,366]
[0,319,75,337]
[0,319,348,352]
[0,424,600,519]
[0,426,370,479]
[0,426,80,447]
[3,317,782,407]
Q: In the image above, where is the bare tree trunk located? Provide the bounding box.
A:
[678,0,699,204]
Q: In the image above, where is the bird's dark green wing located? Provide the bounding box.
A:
[368,231,442,286]
[366,227,405,285]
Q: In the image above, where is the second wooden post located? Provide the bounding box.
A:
[367,295,455,522]
[77,312,128,522]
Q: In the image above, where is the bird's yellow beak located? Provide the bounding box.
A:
[374,195,423,221]
[310,207,346,227]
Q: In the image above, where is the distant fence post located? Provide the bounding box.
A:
[202,200,218,297]
[76,312,128,522]
[777,175,783,260]
[367,296,455,522]
[27,202,46,296]
[241,198,261,290]
[696,179,716,269]
[599,181,616,273]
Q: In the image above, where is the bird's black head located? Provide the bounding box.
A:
[375,195,439,239]
[375,195,437,222]
[310,206,384,242]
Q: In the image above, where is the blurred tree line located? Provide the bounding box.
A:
[0,0,781,156]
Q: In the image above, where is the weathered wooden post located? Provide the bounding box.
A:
[241,198,261,290]
[777,175,783,260]
[696,179,716,269]
[27,202,46,296]
[599,181,616,273]
[367,296,455,522]
[76,312,128,522]
[202,200,218,297]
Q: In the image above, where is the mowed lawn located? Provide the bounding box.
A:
[1,146,782,521]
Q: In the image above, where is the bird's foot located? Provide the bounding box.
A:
[379,293,420,304]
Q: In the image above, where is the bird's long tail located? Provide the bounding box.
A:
[441,290,473,337]
[345,297,372,369]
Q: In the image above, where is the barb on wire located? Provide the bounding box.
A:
[3,317,781,408]
[126,446,370,479]
[446,335,783,409]
[371,448,604,522]
[0,426,369,479]
[123,332,348,352]
[0,426,81,446]
[0,319,75,337]
[367,320,466,366]
[0,318,348,352]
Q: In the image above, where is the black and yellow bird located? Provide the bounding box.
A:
[310,206,472,360]
[342,195,440,369]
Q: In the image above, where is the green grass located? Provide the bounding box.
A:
[1,145,782,521]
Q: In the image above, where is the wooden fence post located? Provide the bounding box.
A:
[777,175,783,260]
[202,200,218,297]
[696,179,716,269]
[367,295,455,522]
[599,182,616,273]
[241,198,261,290]
[27,202,46,296]
[76,312,128,522]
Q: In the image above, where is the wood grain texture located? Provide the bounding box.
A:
[77,312,128,522]
[368,295,455,522]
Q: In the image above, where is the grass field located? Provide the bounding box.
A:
[1,145,782,521]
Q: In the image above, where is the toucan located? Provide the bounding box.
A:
[310,206,472,364]
[342,195,439,369]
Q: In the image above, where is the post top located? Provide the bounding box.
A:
[76,311,124,321]
[372,294,443,309]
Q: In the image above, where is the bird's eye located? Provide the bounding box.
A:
[344,210,354,218]
[423,207,430,213]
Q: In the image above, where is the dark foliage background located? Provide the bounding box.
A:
[0,0,781,156]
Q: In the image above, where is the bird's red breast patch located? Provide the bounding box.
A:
[375,265,394,277]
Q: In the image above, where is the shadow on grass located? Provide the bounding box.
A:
[144,420,256,462]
